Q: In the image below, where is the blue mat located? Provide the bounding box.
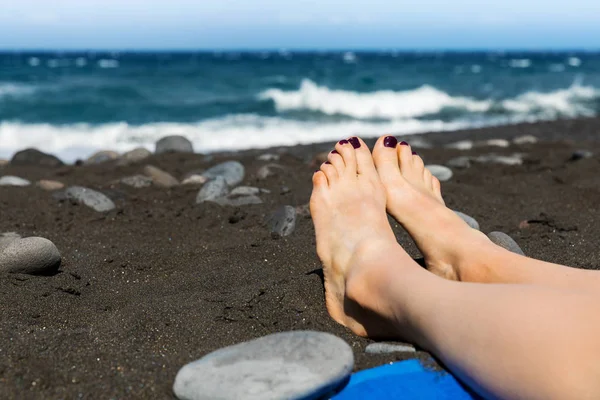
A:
[332,359,476,399]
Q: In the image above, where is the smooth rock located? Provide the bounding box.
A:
[570,150,593,161]
[155,135,194,154]
[196,177,228,203]
[65,186,116,212]
[173,331,353,400]
[214,194,263,207]
[365,343,416,354]
[230,186,270,196]
[454,211,480,230]
[143,165,179,188]
[37,180,65,191]
[426,165,453,182]
[0,237,61,275]
[85,150,119,165]
[269,205,297,237]
[295,204,311,218]
[445,140,473,150]
[257,163,284,180]
[513,135,538,145]
[201,161,245,187]
[0,176,31,186]
[447,156,472,169]
[10,148,64,167]
[406,137,433,149]
[488,232,525,255]
[118,147,152,165]
[257,153,280,162]
[121,175,153,188]
[481,139,510,148]
[475,154,523,166]
[181,175,208,185]
[0,232,21,252]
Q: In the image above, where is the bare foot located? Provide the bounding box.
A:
[310,137,409,338]
[372,136,492,281]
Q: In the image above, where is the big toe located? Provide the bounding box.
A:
[348,136,377,177]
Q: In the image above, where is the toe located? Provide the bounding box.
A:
[312,170,329,191]
[320,162,338,184]
[349,137,377,176]
[412,152,425,173]
[431,176,445,204]
[397,141,414,173]
[373,135,402,184]
[334,139,357,176]
[328,150,345,175]
[424,168,433,189]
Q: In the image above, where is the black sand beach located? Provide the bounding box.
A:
[1,118,600,398]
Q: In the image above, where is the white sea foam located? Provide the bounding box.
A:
[509,59,532,68]
[98,59,119,69]
[0,83,35,98]
[259,79,491,120]
[568,57,582,67]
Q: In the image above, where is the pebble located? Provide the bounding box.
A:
[405,137,433,149]
[143,165,179,188]
[257,153,280,162]
[201,161,245,187]
[454,211,480,230]
[85,150,119,165]
[426,165,453,182]
[475,154,523,166]
[10,148,64,167]
[118,147,152,165]
[446,156,472,169]
[65,186,116,212]
[196,177,229,203]
[487,232,525,255]
[269,205,297,237]
[257,163,284,180]
[0,176,31,186]
[445,140,473,150]
[214,194,263,207]
[295,204,311,218]
[365,343,416,354]
[513,135,538,145]
[230,186,269,196]
[37,180,65,191]
[155,135,194,154]
[182,175,208,185]
[570,150,593,161]
[120,175,153,188]
[0,237,61,275]
[173,331,353,400]
[481,139,510,148]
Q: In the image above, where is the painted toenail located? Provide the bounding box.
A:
[331,149,338,154]
[400,141,409,146]
[412,151,418,155]
[348,137,361,149]
[325,161,331,164]
[383,136,398,148]
[339,140,349,145]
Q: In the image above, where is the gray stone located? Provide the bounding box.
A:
[118,147,152,165]
[36,180,65,191]
[202,161,245,187]
[475,154,523,166]
[447,156,472,169]
[480,139,510,148]
[214,194,263,207]
[182,175,208,185]
[269,206,297,237]
[143,165,179,188]
[513,135,538,145]
[121,175,153,188]
[257,164,285,180]
[426,165,453,182]
[488,232,525,256]
[257,153,280,162]
[405,137,433,149]
[85,150,119,165]
[173,331,353,400]
[454,211,480,230]
[570,150,593,161]
[10,148,63,167]
[155,135,194,154]
[0,232,21,252]
[445,140,473,150]
[0,176,31,186]
[0,237,61,275]
[230,186,270,196]
[365,343,416,354]
[196,177,229,203]
[65,186,116,212]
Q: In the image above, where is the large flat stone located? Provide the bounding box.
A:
[196,177,229,203]
[10,148,63,167]
[65,186,116,212]
[426,165,453,182]
[0,176,31,186]
[202,161,245,187]
[173,331,354,400]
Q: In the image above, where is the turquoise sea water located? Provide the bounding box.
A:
[1,51,599,160]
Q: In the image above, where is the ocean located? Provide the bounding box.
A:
[1,51,599,161]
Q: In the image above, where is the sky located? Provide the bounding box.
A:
[0,0,599,50]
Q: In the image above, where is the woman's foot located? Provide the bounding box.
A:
[372,136,492,281]
[310,137,415,338]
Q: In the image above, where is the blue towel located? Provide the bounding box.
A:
[332,359,476,399]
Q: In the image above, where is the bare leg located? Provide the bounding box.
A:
[371,135,600,292]
[311,140,600,399]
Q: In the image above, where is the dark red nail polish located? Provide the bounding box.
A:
[339,139,349,145]
[412,151,418,155]
[400,141,409,146]
[331,149,338,154]
[325,161,331,164]
[383,136,398,148]
[348,137,361,149]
